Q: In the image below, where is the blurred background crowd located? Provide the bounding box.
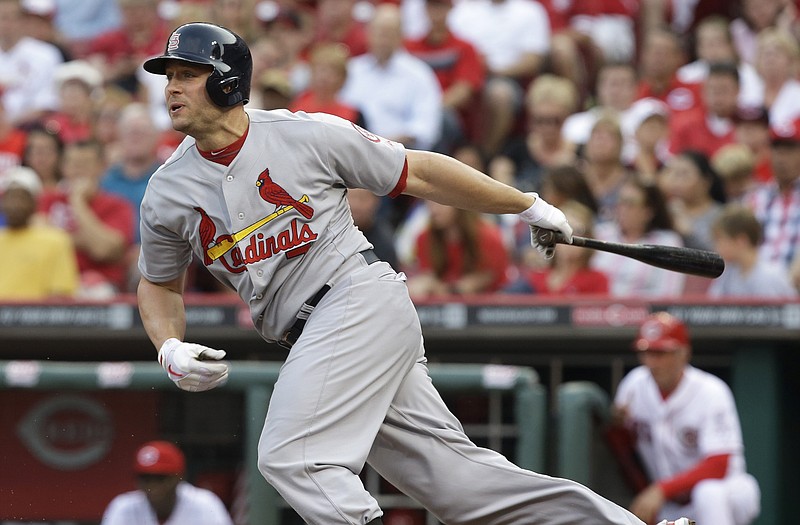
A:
[1,0,799,302]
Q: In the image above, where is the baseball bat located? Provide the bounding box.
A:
[534,229,725,279]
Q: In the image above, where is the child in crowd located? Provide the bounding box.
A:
[708,204,797,299]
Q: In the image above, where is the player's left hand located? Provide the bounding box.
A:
[518,193,573,259]
[158,338,229,392]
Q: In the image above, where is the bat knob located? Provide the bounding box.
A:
[533,227,556,246]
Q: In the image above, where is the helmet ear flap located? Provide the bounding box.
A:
[206,71,243,106]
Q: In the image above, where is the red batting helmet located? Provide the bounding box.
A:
[144,22,252,107]
[633,312,690,352]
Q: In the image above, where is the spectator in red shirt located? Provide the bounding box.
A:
[42,60,104,144]
[290,43,362,124]
[407,201,509,297]
[84,0,169,94]
[38,140,134,298]
[541,0,639,100]
[405,0,486,153]
[636,27,701,115]
[676,16,764,110]
[313,0,368,57]
[668,62,739,159]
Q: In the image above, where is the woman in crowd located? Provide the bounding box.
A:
[659,149,726,251]
[489,74,578,194]
[406,202,509,298]
[580,112,631,223]
[591,176,686,297]
[754,28,800,127]
[22,125,64,191]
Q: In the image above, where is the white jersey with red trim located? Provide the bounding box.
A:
[101,482,233,525]
[614,365,747,482]
[138,109,406,341]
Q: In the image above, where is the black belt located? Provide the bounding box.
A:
[278,249,379,349]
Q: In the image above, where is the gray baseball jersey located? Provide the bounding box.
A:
[139,108,647,525]
[138,109,405,341]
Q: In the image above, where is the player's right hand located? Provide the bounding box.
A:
[158,338,229,392]
[518,193,573,259]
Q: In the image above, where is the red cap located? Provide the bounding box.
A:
[633,312,689,352]
[770,119,800,145]
[134,441,185,476]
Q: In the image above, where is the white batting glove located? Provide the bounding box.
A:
[158,338,229,392]
[518,193,573,259]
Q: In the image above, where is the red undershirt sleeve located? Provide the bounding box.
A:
[658,453,730,499]
[388,157,408,198]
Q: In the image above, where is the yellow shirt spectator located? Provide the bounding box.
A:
[0,166,79,300]
[0,224,79,299]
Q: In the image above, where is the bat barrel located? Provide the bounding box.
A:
[533,229,725,279]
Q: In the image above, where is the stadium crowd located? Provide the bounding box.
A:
[1,0,799,301]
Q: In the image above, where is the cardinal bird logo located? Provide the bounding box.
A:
[256,168,314,219]
[195,206,218,265]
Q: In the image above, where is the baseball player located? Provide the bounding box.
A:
[613,312,761,525]
[101,441,233,525]
[137,22,692,525]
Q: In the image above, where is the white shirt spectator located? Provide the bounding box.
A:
[766,78,800,128]
[101,482,233,525]
[591,223,687,297]
[0,36,62,123]
[447,0,550,72]
[340,50,442,151]
[563,98,670,164]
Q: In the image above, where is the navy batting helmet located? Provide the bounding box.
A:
[144,22,252,107]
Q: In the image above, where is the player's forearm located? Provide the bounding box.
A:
[404,150,534,214]
[137,275,187,350]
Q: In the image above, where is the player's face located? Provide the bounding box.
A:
[137,474,180,510]
[639,348,688,393]
[164,61,218,135]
